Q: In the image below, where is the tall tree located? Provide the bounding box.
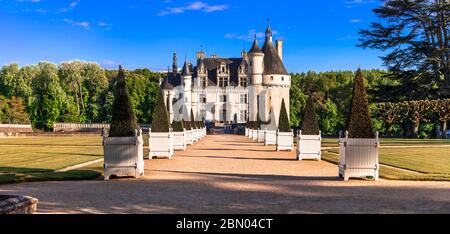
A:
[31,62,67,130]
[151,89,170,133]
[82,62,108,123]
[431,99,450,137]
[359,0,450,99]
[278,99,291,132]
[109,66,139,137]
[376,102,402,136]
[300,95,320,135]
[345,69,375,138]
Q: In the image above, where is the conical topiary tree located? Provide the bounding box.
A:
[345,69,375,138]
[190,109,197,129]
[300,95,320,135]
[256,111,262,130]
[172,120,184,132]
[182,106,192,130]
[278,99,291,132]
[151,90,171,133]
[109,66,139,137]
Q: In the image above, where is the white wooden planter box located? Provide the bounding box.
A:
[297,131,321,161]
[103,134,144,180]
[193,128,200,142]
[149,130,174,159]
[277,130,294,151]
[185,129,194,145]
[248,129,253,139]
[173,130,187,151]
[264,130,277,146]
[257,129,265,143]
[252,129,258,141]
[245,128,249,137]
[339,132,379,181]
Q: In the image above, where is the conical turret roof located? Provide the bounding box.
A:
[249,38,262,54]
[182,60,191,76]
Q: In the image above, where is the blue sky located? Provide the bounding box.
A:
[0,0,383,72]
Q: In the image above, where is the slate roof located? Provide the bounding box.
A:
[262,40,289,75]
[249,39,262,54]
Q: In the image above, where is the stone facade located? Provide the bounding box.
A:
[161,24,290,125]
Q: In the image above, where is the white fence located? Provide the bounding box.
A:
[185,129,194,145]
[0,124,33,133]
[149,130,174,159]
[53,123,151,133]
[173,131,187,151]
[277,130,294,151]
[103,133,144,180]
[264,130,277,146]
[339,131,379,181]
[257,129,265,143]
[252,129,258,141]
[245,128,249,137]
[297,131,321,161]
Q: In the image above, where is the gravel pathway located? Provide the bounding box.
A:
[1,134,449,214]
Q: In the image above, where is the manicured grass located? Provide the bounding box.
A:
[0,136,107,184]
[0,135,150,147]
[321,138,450,147]
[322,149,450,181]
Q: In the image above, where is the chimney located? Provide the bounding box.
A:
[211,54,219,59]
[241,50,248,60]
[196,51,205,60]
[276,40,283,61]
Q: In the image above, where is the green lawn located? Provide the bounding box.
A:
[322,147,450,181]
[0,136,106,184]
[321,138,450,147]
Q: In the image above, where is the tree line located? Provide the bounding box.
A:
[0,61,161,130]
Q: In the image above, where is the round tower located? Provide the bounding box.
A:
[182,60,192,119]
[247,37,264,123]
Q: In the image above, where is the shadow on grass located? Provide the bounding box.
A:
[0,166,101,185]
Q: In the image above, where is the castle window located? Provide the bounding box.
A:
[199,94,206,103]
[282,77,285,81]
[218,77,228,87]
[240,94,248,104]
[240,77,248,87]
[240,110,247,122]
[271,76,274,81]
[200,77,207,88]
[220,95,227,103]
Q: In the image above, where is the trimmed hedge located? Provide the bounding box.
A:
[151,89,171,133]
[345,69,375,138]
[278,99,291,132]
[109,66,139,137]
[300,95,320,135]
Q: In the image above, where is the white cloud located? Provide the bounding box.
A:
[225,29,279,42]
[349,19,362,23]
[63,18,90,29]
[60,0,80,13]
[158,1,228,16]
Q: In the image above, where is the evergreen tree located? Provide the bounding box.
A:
[345,69,375,138]
[256,111,261,130]
[190,109,197,129]
[172,120,184,132]
[300,95,320,135]
[278,99,291,132]
[109,66,139,137]
[150,89,170,133]
[183,106,192,130]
